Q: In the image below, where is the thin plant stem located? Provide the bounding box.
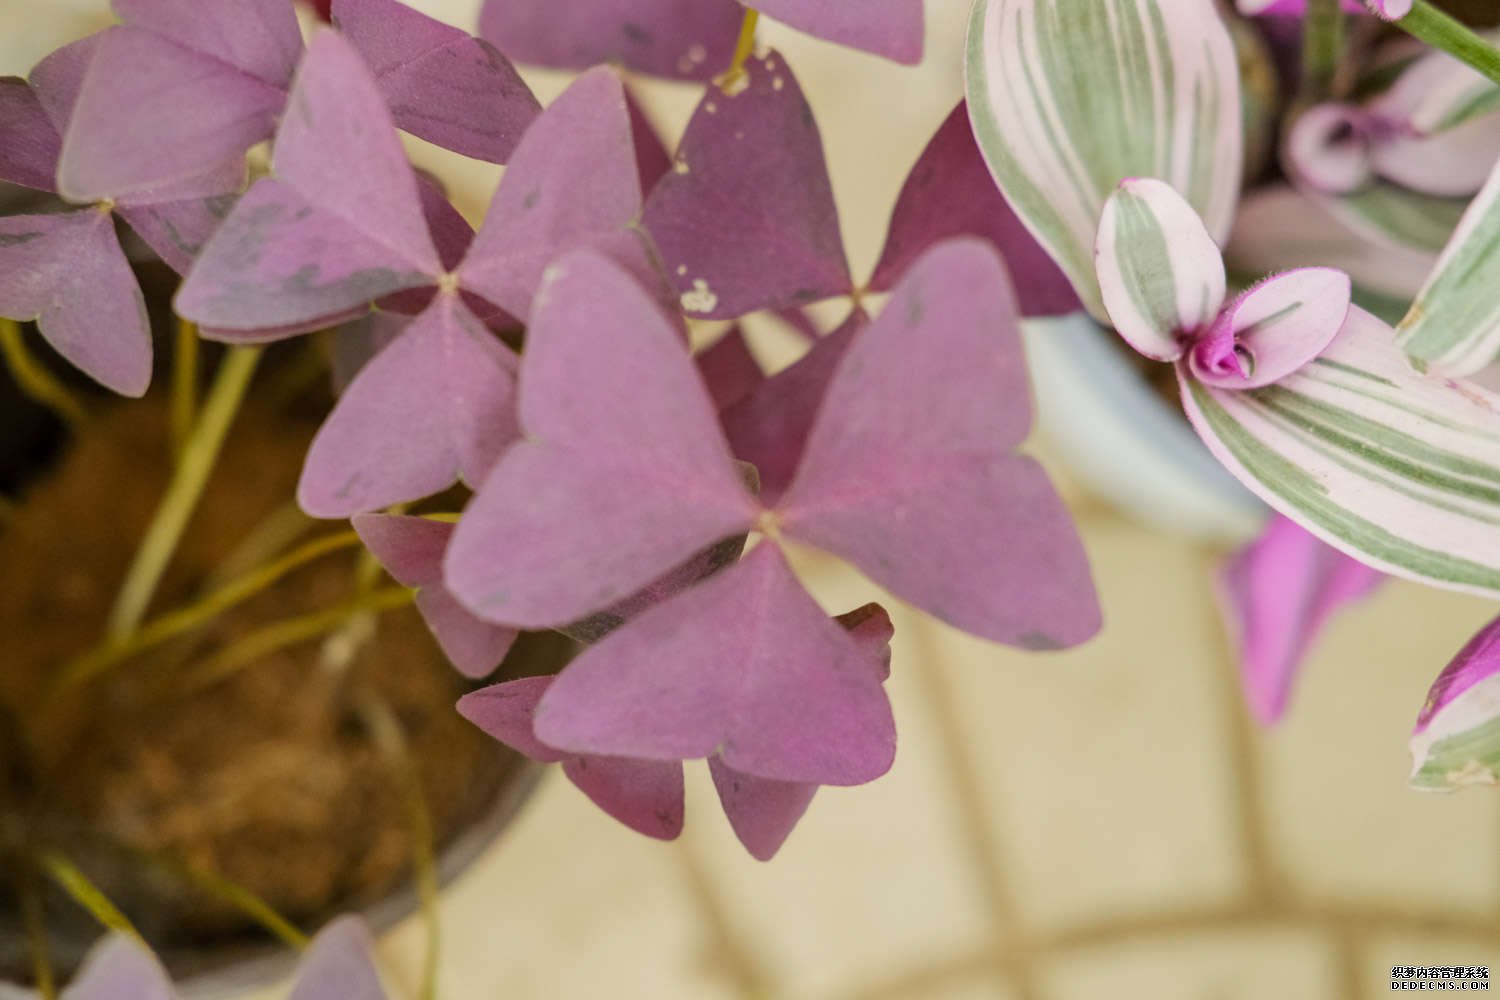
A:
[144,853,308,950]
[171,318,199,459]
[354,687,441,1000]
[1300,0,1346,104]
[0,319,86,428]
[37,850,141,940]
[180,586,414,692]
[107,346,261,640]
[1393,1,1500,88]
[720,9,760,87]
[53,530,362,692]
[20,862,57,1000]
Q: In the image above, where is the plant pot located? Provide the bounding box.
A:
[1021,313,1267,545]
[0,363,542,996]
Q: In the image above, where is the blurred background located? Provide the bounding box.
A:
[2,0,1499,997]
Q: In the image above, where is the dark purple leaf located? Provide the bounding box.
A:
[696,325,764,410]
[642,50,852,320]
[626,85,672,196]
[118,192,239,275]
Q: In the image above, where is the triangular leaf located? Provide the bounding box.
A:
[751,0,923,64]
[118,193,239,276]
[642,51,851,320]
[778,239,1101,649]
[60,935,175,1000]
[287,917,388,1000]
[112,0,304,87]
[0,77,61,192]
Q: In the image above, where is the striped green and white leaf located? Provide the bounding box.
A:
[965,0,1242,321]
[1396,157,1500,375]
[1374,34,1500,135]
[1095,179,1225,361]
[1325,182,1468,254]
[1410,614,1500,791]
[1181,307,1500,599]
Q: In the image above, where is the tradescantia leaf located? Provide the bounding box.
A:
[1396,157,1500,376]
[1326,182,1467,254]
[1094,178,1227,362]
[1410,615,1500,790]
[965,0,1242,321]
[1182,306,1500,599]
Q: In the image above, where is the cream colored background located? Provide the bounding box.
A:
[3,0,1500,996]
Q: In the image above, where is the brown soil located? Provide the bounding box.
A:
[0,367,528,983]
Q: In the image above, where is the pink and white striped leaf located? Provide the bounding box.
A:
[1095,178,1227,362]
[1410,615,1500,790]
[445,250,759,629]
[1188,268,1351,390]
[1181,306,1500,599]
[748,0,923,64]
[332,0,540,164]
[299,295,520,517]
[477,0,744,82]
[352,514,518,678]
[870,101,1078,316]
[1322,182,1467,255]
[1396,156,1500,375]
[778,239,1101,649]
[287,917,388,1000]
[534,543,897,786]
[1284,104,1375,195]
[642,51,852,320]
[458,68,642,320]
[1235,0,1364,14]
[965,0,1242,321]
[0,210,151,397]
[1374,41,1500,135]
[58,934,175,1000]
[1219,514,1384,726]
[457,676,685,838]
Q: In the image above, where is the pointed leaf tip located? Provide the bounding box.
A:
[62,934,176,1000]
[752,0,924,64]
[1411,615,1500,790]
[288,916,388,1000]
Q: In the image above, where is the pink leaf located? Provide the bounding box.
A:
[534,543,897,785]
[477,0,744,82]
[457,676,685,838]
[721,310,864,506]
[1410,615,1500,789]
[0,210,151,396]
[332,0,540,164]
[59,934,175,1000]
[331,310,410,392]
[353,514,519,678]
[299,295,520,517]
[870,101,1077,316]
[642,51,852,320]
[459,67,643,320]
[777,239,1101,649]
[1189,267,1351,390]
[112,0,304,87]
[697,325,764,410]
[1219,514,1384,725]
[0,77,61,192]
[56,26,283,203]
[750,0,923,65]
[118,193,239,276]
[446,250,758,628]
[288,916,388,1000]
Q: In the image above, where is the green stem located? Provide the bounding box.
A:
[1300,0,1346,104]
[171,318,199,460]
[1393,1,1500,88]
[37,851,141,940]
[145,853,308,950]
[0,319,86,428]
[20,862,57,1000]
[721,9,759,87]
[107,346,260,640]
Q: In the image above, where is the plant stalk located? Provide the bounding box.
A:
[1392,1,1500,88]
[1300,0,1346,104]
[107,346,260,640]
[171,318,199,459]
[721,9,760,87]
[37,850,141,940]
[145,853,309,950]
[0,319,86,428]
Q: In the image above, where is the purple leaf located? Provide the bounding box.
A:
[1410,615,1500,789]
[777,239,1101,649]
[330,310,408,392]
[177,31,442,336]
[477,0,744,82]
[118,193,239,276]
[299,295,520,517]
[457,676,685,838]
[446,250,758,628]
[626,86,673,196]
[28,34,103,134]
[751,0,923,65]
[59,934,175,1000]
[534,542,897,786]
[112,0,304,87]
[642,51,852,320]
[458,67,643,320]
[1188,268,1351,389]
[870,101,1077,316]
[352,514,519,678]
[721,310,864,506]
[332,0,541,164]
[288,916,388,1000]
[697,325,764,410]
[0,210,151,396]
[0,77,61,192]
[56,26,283,203]
[1219,514,1383,726]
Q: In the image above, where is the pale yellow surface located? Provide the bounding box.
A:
[5,1,1500,996]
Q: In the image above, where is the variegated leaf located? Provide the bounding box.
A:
[1326,182,1467,254]
[1182,307,1500,598]
[965,0,1242,320]
[1410,614,1500,791]
[1396,157,1500,375]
